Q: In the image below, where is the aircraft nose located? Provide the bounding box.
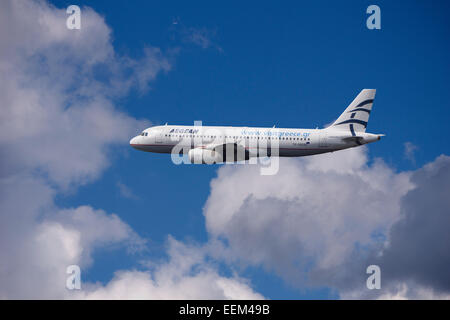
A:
[129,136,138,148]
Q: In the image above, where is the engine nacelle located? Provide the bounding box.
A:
[188,148,223,164]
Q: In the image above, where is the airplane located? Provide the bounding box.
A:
[130,89,384,164]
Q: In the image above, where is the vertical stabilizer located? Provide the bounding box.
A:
[329,89,376,134]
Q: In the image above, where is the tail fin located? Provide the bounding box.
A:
[328,89,376,133]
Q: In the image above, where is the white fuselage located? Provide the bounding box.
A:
[129,125,381,160]
[130,90,383,162]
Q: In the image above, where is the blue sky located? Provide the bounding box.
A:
[22,0,450,299]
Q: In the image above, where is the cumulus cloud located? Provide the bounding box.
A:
[342,282,450,300]
[0,172,259,299]
[0,173,144,298]
[0,0,173,188]
[371,155,450,295]
[0,0,259,299]
[314,155,450,299]
[204,147,450,299]
[205,147,412,276]
[3,0,448,300]
[75,237,263,300]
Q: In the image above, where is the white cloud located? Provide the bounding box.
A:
[3,0,448,300]
[0,172,259,299]
[0,0,171,188]
[376,283,450,300]
[203,147,450,299]
[75,237,263,300]
[0,175,142,298]
[366,155,450,298]
[0,0,261,299]
[205,147,412,276]
[342,281,450,300]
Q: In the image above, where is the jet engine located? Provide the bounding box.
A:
[188,148,223,164]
